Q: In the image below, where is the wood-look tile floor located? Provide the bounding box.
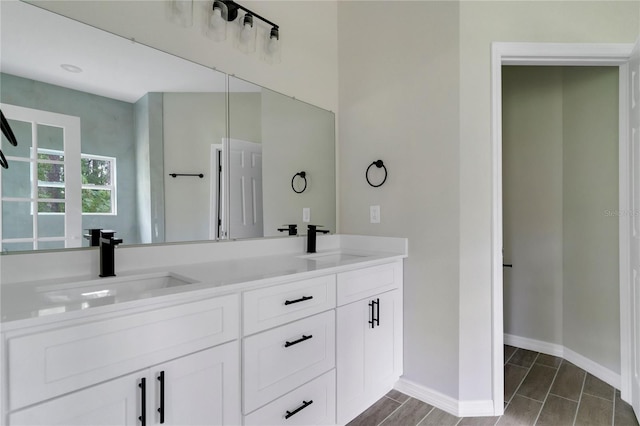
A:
[347,346,639,426]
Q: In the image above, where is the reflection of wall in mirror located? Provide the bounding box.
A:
[261,91,336,237]
[163,93,229,242]
[0,73,140,246]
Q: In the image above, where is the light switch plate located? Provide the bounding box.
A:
[370,205,380,223]
[303,207,310,223]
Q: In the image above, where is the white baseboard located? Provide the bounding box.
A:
[504,333,621,389]
[395,378,495,418]
[504,334,564,357]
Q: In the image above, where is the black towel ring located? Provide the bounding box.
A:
[366,160,387,187]
[291,171,307,193]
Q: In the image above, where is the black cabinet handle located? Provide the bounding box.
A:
[157,371,165,424]
[285,400,314,419]
[284,295,313,306]
[284,334,313,348]
[368,299,379,328]
[138,378,146,426]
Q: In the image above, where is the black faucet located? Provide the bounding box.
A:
[277,224,298,236]
[83,228,102,247]
[306,225,330,253]
[99,230,123,277]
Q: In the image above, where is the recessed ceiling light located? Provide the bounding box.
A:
[60,64,83,73]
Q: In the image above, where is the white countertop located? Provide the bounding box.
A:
[0,235,407,327]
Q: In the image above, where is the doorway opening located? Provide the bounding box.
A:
[490,42,636,417]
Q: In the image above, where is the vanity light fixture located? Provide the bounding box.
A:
[263,27,281,64]
[235,12,256,53]
[208,0,279,56]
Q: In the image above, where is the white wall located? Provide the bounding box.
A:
[28,0,339,112]
[458,1,639,402]
[338,1,461,398]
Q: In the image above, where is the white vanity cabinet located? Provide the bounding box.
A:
[3,294,241,426]
[336,261,404,425]
[8,342,240,426]
[241,275,337,425]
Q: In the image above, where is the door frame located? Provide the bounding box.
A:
[490,42,635,414]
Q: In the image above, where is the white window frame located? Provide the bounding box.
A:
[80,153,117,216]
[0,103,82,250]
[33,149,118,216]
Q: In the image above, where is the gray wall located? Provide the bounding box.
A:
[563,67,620,373]
[261,90,336,237]
[503,66,620,373]
[134,93,165,244]
[163,92,226,242]
[0,73,139,246]
[502,67,564,346]
[338,1,461,398]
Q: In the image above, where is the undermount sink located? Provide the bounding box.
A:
[297,251,368,264]
[37,272,199,306]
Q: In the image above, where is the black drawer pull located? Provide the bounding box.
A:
[157,371,165,424]
[138,378,146,426]
[284,334,313,348]
[368,298,379,328]
[284,295,313,305]
[285,400,314,419]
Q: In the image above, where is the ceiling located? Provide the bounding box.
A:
[0,0,257,103]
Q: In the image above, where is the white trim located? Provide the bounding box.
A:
[491,42,634,417]
[503,334,564,358]
[619,62,633,403]
[504,334,621,390]
[395,378,494,418]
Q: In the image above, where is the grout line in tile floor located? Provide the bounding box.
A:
[533,361,562,425]
[612,386,616,426]
[571,367,587,426]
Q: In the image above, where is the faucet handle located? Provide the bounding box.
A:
[307,225,329,233]
[277,224,298,235]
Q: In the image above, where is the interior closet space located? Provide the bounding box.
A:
[502,66,621,378]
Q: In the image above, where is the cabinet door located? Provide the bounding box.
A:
[336,290,402,425]
[8,372,142,425]
[157,341,240,426]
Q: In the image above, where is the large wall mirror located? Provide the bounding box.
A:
[0,1,336,253]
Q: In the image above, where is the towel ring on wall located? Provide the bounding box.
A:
[291,171,307,193]
[366,160,387,188]
[169,173,204,178]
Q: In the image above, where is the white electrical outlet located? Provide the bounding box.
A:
[303,207,311,223]
[370,205,381,223]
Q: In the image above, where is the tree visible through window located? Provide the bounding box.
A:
[37,149,116,215]
[81,155,116,214]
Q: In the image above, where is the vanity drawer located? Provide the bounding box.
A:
[244,370,336,426]
[7,294,239,410]
[337,260,402,306]
[243,310,335,413]
[243,275,336,335]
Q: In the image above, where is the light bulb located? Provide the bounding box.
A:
[207,4,227,41]
[267,36,279,54]
[240,24,253,42]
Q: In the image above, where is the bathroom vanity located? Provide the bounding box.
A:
[0,235,407,425]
